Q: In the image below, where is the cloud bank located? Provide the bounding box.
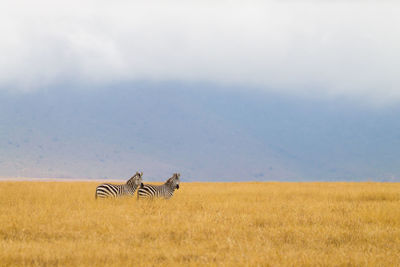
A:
[1,1,399,103]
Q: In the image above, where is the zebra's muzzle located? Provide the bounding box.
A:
[140,183,144,188]
[176,184,179,190]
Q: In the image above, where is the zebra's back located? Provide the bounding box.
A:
[95,183,125,198]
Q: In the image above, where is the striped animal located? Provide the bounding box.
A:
[95,172,143,199]
[137,173,180,199]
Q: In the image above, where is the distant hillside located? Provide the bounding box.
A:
[1,83,400,181]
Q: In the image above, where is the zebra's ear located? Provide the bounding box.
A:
[140,172,143,177]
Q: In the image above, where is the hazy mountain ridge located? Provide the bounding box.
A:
[1,83,400,181]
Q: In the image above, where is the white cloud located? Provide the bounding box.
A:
[1,0,399,103]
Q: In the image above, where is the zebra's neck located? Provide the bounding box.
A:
[163,182,175,192]
[126,180,138,190]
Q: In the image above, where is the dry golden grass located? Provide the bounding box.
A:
[0,181,400,266]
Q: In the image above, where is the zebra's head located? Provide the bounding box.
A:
[127,171,143,187]
[167,173,180,190]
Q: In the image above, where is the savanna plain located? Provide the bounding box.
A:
[0,181,399,266]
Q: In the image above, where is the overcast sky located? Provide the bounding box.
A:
[1,1,399,104]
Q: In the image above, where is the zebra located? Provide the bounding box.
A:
[95,172,143,199]
[137,173,180,199]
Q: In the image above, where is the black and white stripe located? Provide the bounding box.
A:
[138,173,180,199]
[95,172,143,199]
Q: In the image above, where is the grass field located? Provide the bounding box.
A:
[0,181,399,266]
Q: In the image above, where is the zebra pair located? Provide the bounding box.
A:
[95,172,181,200]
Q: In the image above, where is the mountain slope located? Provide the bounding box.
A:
[1,83,399,181]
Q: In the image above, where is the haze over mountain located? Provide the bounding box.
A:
[1,83,400,181]
[1,1,399,181]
